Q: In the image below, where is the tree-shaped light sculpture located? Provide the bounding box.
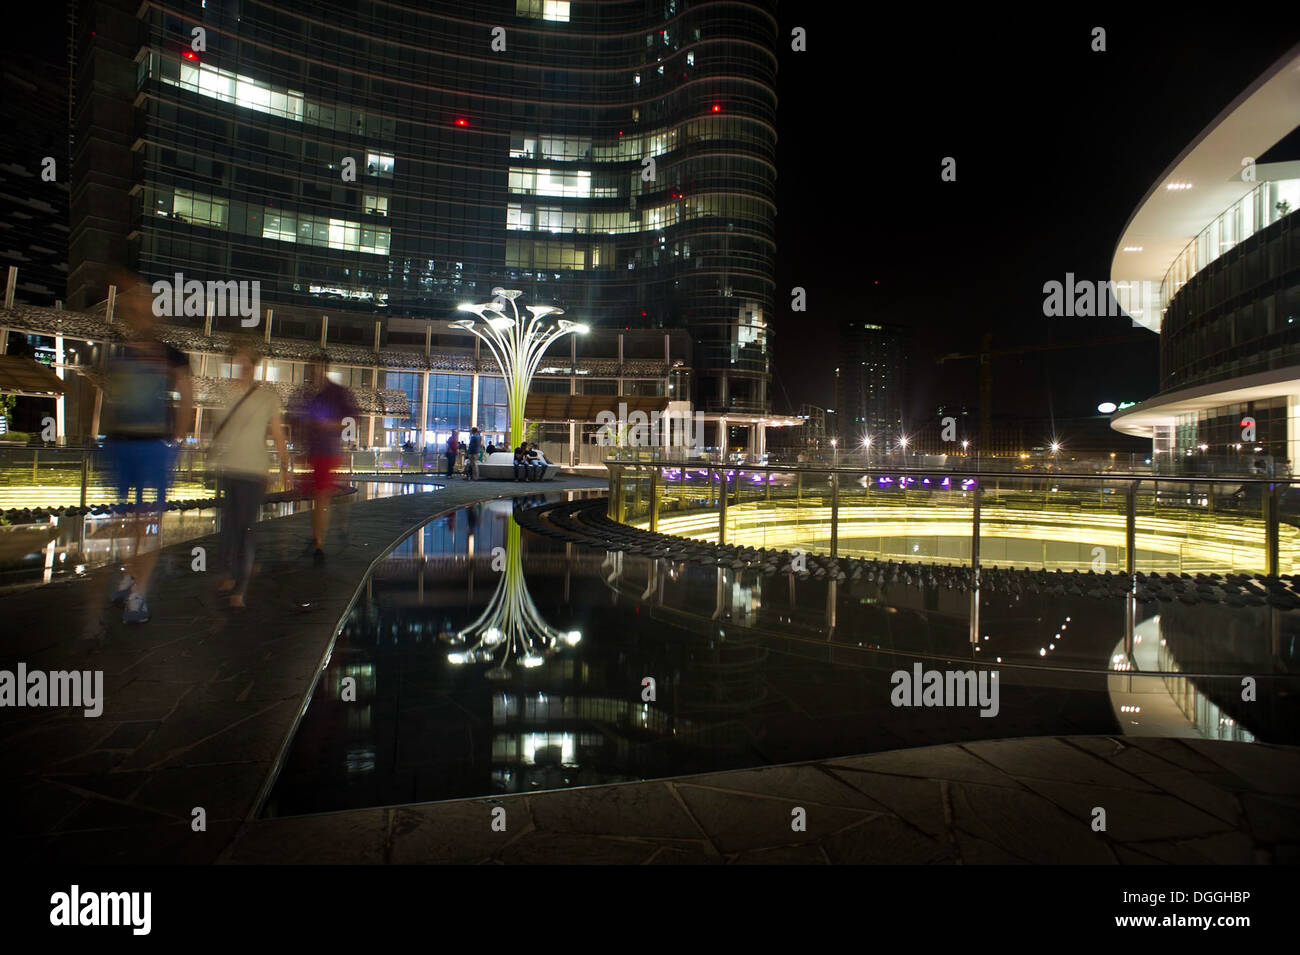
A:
[452,288,588,446]
[443,520,581,681]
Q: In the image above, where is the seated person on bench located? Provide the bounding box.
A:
[525,443,547,479]
[512,443,531,481]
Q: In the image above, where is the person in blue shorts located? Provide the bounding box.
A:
[102,272,193,624]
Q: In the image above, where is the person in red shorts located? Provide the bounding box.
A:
[302,363,359,563]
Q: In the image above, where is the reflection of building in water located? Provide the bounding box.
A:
[488,667,678,794]
[1154,607,1283,742]
[1157,644,1256,742]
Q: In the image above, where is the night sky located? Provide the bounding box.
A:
[772,11,1299,422]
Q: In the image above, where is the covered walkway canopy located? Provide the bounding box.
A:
[0,355,66,397]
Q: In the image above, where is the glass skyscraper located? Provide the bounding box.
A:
[70,0,778,421]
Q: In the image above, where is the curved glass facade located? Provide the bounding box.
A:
[75,0,777,416]
[1160,209,1300,392]
[1159,178,1300,330]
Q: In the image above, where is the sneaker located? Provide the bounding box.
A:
[122,592,150,624]
[109,571,135,607]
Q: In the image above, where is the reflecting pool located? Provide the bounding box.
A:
[264,493,1299,817]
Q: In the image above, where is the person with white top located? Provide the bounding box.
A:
[209,346,290,609]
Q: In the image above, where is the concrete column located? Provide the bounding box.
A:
[569,419,577,466]
[264,308,273,343]
[90,390,103,444]
[470,373,479,429]
[320,315,329,347]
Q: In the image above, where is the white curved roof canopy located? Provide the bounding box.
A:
[1110,43,1300,333]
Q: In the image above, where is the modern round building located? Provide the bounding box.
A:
[1110,43,1300,471]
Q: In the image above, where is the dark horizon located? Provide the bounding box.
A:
[772,13,1299,432]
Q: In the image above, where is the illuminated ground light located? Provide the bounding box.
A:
[630,501,1297,575]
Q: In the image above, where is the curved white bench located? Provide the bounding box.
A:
[476,450,560,481]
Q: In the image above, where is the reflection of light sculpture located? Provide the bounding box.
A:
[452,288,589,446]
[444,520,581,680]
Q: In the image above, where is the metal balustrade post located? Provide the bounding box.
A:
[1125,481,1137,576]
[1124,481,1138,656]
[649,466,659,532]
[79,451,89,511]
[718,467,728,545]
[1267,483,1280,578]
[830,471,839,557]
[970,484,981,645]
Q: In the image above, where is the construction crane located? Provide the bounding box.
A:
[936,331,1151,450]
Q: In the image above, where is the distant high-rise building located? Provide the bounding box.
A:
[834,320,905,450]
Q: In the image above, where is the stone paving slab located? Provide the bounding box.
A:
[218,736,1300,865]
[0,475,605,864]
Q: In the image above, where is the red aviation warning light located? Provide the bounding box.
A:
[454,117,469,127]
[711,103,722,112]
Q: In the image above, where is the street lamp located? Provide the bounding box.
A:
[453,288,589,446]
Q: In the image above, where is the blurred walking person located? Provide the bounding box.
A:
[466,426,482,480]
[444,430,459,477]
[303,362,359,563]
[210,347,289,609]
[102,272,193,624]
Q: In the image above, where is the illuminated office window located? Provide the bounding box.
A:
[172,189,228,229]
[516,0,570,21]
[366,152,395,176]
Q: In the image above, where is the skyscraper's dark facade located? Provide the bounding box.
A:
[70,0,777,416]
[834,320,905,450]
[1,51,69,306]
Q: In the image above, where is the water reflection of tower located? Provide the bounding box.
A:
[625,558,771,755]
[476,521,683,794]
